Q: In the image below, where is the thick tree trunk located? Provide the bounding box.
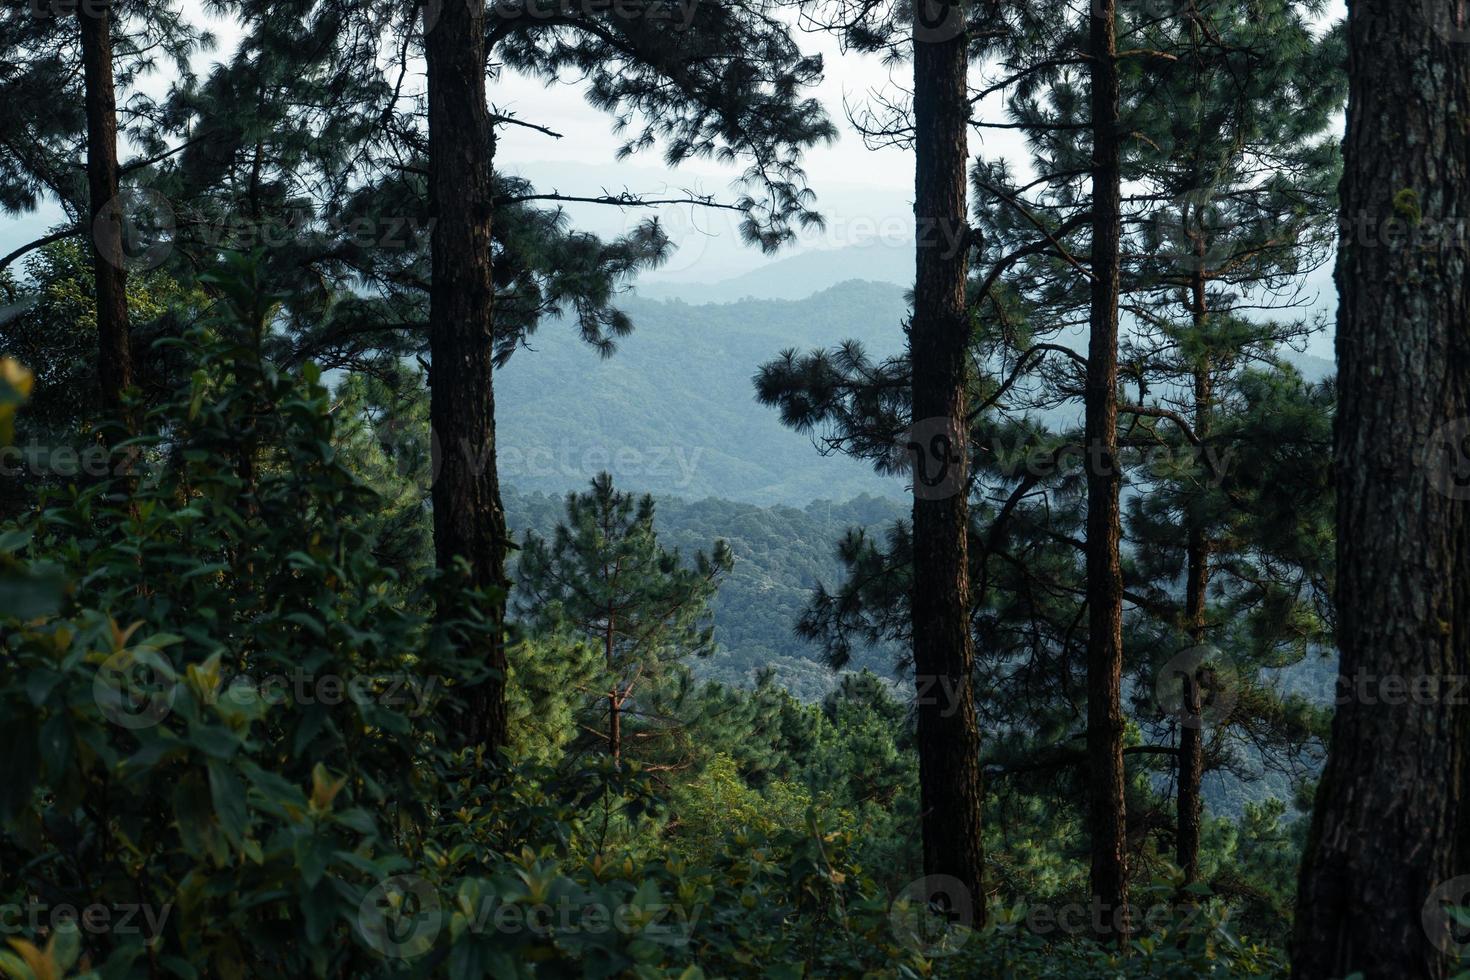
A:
[1292,3,1470,978]
[1085,0,1128,944]
[78,2,132,431]
[909,1,986,920]
[424,0,509,752]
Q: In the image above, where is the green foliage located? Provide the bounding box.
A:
[329,371,437,581]
[0,268,876,977]
[515,474,733,770]
[0,265,494,977]
[505,487,909,699]
[662,754,816,868]
[0,241,199,515]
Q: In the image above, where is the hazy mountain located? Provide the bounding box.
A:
[1290,352,1335,382]
[497,279,911,507]
[497,277,1336,508]
[637,239,913,304]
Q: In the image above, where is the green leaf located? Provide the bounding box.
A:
[207,759,249,846]
[293,831,330,888]
[334,808,377,836]
[188,722,242,760]
[49,922,81,972]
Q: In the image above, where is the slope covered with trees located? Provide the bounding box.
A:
[496,281,911,505]
[507,488,907,697]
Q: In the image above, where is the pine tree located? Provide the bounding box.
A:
[77,0,130,434]
[772,0,1073,918]
[1084,0,1128,940]
[420,0,510,750]
[964,0,1341,922]
[514,473,732,769]
[1294,2,1470,976]
[0,1,197,436]
[1114,0,1343,888]
[193,0,834,751]
[909,0,987,914]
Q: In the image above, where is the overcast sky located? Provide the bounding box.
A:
[3,0,1347,320]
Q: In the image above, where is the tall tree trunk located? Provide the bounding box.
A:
[1293,3,1470,977]
[424,0,509,752]
[909,1,986,921]
[1177,303,1211,885]
[1175,643,1203,883]
[1085,0,1128,944]
[78,2,132,433]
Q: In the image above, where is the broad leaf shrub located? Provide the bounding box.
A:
[0,264,498,978]
[0,267,1289,977]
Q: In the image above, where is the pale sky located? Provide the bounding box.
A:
[2,0,1347,322]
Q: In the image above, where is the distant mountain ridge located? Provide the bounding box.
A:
[497,275,1336,508]
[637,239,913,304]
[497,279,912,507]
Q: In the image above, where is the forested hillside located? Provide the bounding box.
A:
[497,281,909,505]
[498,280,1334,506]
[507,483,1332,824]
[505,488,906,699]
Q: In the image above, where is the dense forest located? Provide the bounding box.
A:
[1,1,1468,977]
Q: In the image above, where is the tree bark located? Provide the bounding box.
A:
[1177,340,1211,886]
[1292,3,1470,977]
[1174,268,1213,886]
[424,0,510,752]
[78,1,132,433]
[909,1,986,922]
[1086,0,1128,944]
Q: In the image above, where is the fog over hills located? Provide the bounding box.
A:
[497,278,912,507]
[497,251,1335,509]
[637,238,913,304]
